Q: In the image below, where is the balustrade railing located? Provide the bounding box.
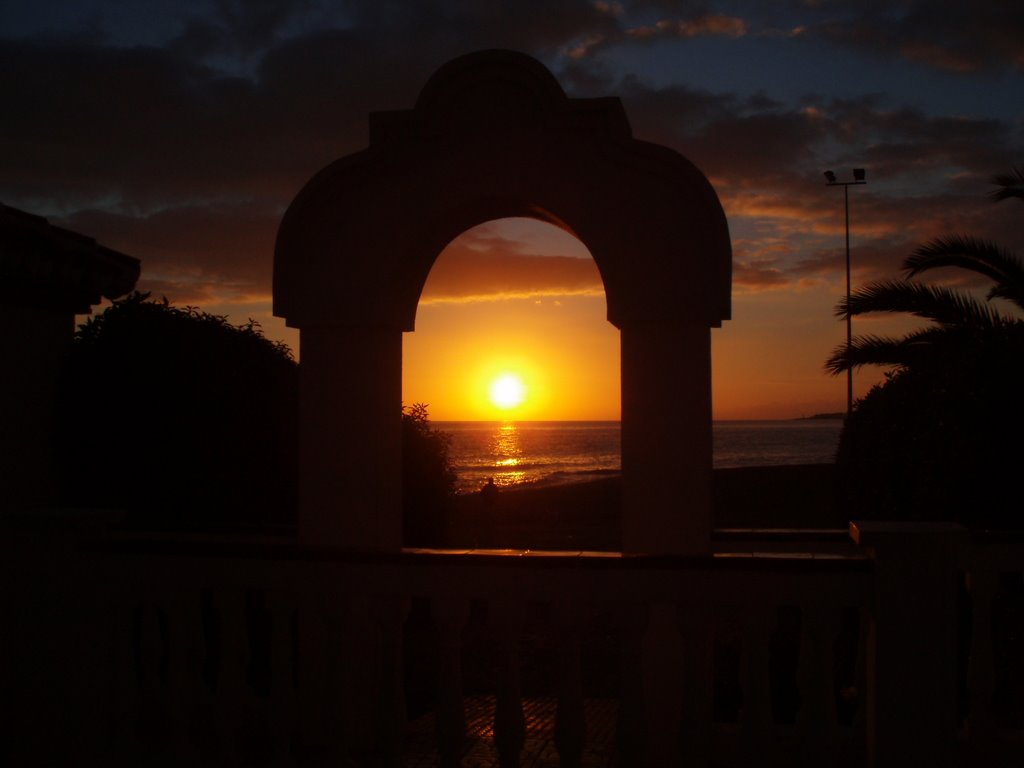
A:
[4,517,1022,767]
[962,531,1024,766]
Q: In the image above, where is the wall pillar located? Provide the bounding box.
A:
[620,322,713,555]
[298,325,402,550]
[0,302,73,511]
[851,521,966,768]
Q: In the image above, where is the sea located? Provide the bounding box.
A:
[437,419,844,495]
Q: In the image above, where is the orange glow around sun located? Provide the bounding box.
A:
[465,357,549,419]
[402,218,621,421]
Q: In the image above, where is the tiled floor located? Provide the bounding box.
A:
[404,696,618,767]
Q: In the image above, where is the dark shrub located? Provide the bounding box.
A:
[54,293,298,526]
[837,325,1024,529]
[55,293,456,535]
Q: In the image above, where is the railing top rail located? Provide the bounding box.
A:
[81,534,870,572]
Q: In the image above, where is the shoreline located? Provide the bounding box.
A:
[446,463,840,550]
[444,420,842,494]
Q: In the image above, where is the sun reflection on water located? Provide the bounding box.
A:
[490,422,525,485]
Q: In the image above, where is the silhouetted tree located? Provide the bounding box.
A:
[827,171,1024,528]
[55,293,456,533]
[402,402,456,546]
[826,172,1024,375]
[54,292,298,526]
[991,166,1024,203]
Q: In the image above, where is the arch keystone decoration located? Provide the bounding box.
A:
[275,50,732,554]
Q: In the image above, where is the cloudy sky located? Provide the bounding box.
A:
[2,1,1022,418]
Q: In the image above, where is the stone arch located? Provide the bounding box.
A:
[274,50,731,554]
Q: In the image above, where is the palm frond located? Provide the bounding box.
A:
[825,334,909,375]
[824,325,977,375]
[904,235,1023,284]
[903,236,1024,308]
[836,279,1010,327]
[990,167,1024,203]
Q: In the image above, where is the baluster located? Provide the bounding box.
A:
[617,602,648,765]
[680,601,714,768]
[372,595,411,767]
[738,602,775,765]
[643,602,684,766]
[797,603,842,764]
[854,522,965,768]
[71,574,114,762]
[341,591,376,763]
[164,589,204,762]
[135,593,168,753]
[492,597,527,767]
[215,587,247,766]
[295,589,348,762]
[554,599,587,768]
[966,568,997,762]
[104,584,140,757]
[433,596,470,768]
[849,602,869,765]
[291,591,317,759]
[267,588,297,766]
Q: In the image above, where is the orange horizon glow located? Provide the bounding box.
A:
[401,218,621,421]
[398,217,886,421]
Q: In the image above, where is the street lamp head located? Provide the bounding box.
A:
[853,168,866,181]
[824,170,836,183]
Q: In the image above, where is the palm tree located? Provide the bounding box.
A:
[826,169,1024,375]
[825,169,1024,528]
[990,166,1024,203]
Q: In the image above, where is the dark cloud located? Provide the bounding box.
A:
[58,202,281,303]
[612,77,1020,190]
[333,0,617,59]
[164,0,323,58]
[798,0,1024,74]
[1,0,1021,309]
[0,1,619,212]
[595,74,1021,294]
[213,0,319,52]
[732,256,789,290]
[567,11,746,58]
[570,1,1024,75]
[780,183,1020,294]
[421,231,603,303]
[0,0,622,309]
[0,38,305,209]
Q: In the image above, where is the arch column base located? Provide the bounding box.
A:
[298,325,402,550]
[621,322,713,556]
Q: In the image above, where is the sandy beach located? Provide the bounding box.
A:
[446,463,839,550]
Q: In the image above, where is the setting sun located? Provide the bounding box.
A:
[489,373,527,410]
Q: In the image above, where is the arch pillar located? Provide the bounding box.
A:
[621,322,712,555]
[298,325,402,549]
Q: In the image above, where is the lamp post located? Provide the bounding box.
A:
[825,168,866,415]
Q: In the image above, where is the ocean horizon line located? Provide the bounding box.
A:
[442,419,842,494]
[434,415,844,424]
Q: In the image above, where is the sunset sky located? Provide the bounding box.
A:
[2,1,1022,419]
